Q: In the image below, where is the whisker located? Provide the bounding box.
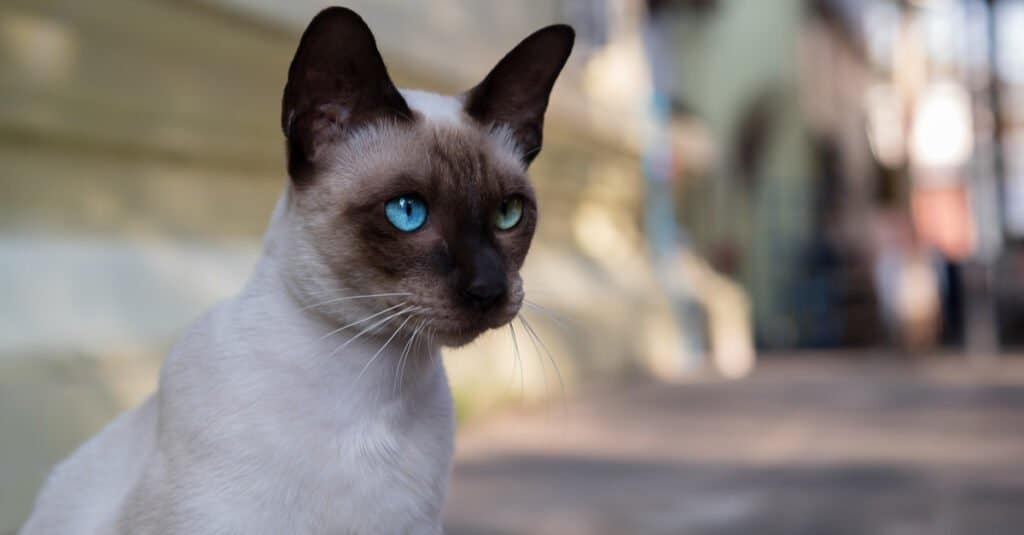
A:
[414,319,432,364]
[313,302,408,346]
[416,320,433,356]
[518,314,549,402]
[299,292,412,312]
[355,311,417,383]
[508,323,524,400]
[326,304,419,359]
[519,315,568,418]
[393,318,420,386]
[523,300,577,333]
[421,321,437,369]
[394,318,427,395]
[426,323,437,356]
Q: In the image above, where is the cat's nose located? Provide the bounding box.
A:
[463,275,507,309]
[456,241,507,310]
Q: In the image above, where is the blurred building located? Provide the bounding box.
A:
[643,0,1024,351]
[795,0,1024,352]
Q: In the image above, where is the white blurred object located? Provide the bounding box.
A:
[910,81,974,173]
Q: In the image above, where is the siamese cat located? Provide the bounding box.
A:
[21,7,573,534]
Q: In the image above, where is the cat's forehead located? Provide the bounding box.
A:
[402,89,526,182]
[401,89,465,127]
[323,90,528,197]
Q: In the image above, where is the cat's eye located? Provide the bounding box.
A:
[385,195,428,232]
[494,196,525,230]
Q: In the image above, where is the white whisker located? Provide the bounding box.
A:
[356,312,417,383]
[313,302,408,346]
[519,315,568,417]
[326,305,419,359]
[394,318,427,395]
[518,314,549,401]
[299,292,412,312]
[523,300,576,333]
[508,323,524,400]
[426,323,436,356]
[415,320,432,357]
[422,321,437,368]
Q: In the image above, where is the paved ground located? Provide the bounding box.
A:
[443,355,1024,535]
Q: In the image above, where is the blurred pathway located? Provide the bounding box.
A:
[444,355,1024,535]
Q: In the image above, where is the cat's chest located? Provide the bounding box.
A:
[215,388,453,533]
[160,314,455,533]
[272,420,449,532]
[162,401,452,535]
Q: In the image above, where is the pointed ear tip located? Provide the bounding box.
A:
[312,6,360,20]
[530,25,574,60]
[307,6,369,32]
[541,24,576,45]
[552,24,576,38]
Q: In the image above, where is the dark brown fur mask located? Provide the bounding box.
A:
[275,7,574,347]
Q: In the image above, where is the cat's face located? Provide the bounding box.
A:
[285,97,537,347]
[277,8,573,347]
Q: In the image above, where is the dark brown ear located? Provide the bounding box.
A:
[464,25,574,166]
[282,7,411,182]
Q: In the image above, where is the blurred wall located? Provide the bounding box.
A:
[1,1,283,528]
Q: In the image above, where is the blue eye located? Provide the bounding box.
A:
[494,196,525,230]
[385,195,427,232]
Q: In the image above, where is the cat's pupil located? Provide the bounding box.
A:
[404,201,412,216]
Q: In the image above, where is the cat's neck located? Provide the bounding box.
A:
[261,185,293,259]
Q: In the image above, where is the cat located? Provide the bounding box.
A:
[19,7,573,535]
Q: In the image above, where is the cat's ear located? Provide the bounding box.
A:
[464,25,574,166]
[282,7,411,181]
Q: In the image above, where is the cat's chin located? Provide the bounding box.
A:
[433,314,518,348]
[434,331,482,349]
[434,327,496,348]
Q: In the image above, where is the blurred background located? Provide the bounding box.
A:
[2,0,1024,533]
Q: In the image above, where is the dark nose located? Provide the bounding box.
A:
[464,276,507,309]
[459,244,507,310]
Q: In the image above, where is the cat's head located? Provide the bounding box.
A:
[276,7,573,347]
